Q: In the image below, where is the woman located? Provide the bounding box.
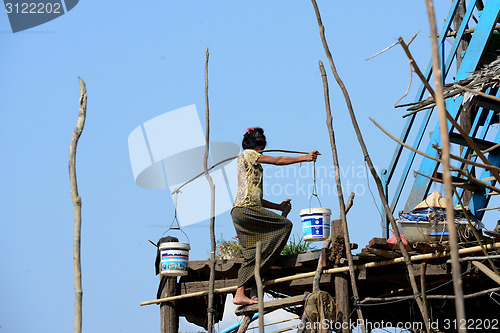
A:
[231,127,319,305]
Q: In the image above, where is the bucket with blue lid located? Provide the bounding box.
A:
[300,208,332,241]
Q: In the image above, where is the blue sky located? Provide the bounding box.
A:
[2,1,489,332]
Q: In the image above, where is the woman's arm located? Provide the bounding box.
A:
[263,199,291,211]
[257,150,319,165]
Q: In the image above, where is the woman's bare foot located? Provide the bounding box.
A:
[233,286,259,306]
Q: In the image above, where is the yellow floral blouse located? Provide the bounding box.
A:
[232,149,263,208]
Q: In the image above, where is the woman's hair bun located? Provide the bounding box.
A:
[242,127,266,149]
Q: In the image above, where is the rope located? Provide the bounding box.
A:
[162,192,190,243]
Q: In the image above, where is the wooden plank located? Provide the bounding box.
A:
[179,279,238,295]
[368,237,411,251]
[433,172,483,191]
[188,259,243,271]
[235,293,310,316]
[475,95,500,114]
[367,247,401,259]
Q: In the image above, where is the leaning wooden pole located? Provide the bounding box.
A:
[255,242,264,333]
[424,1,466,330]
[203,46,217,333]
[69,77,87,333]
[319,60,364,332]
[309,0,430,330]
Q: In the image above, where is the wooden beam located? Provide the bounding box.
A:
[180,279,238,295]
[472,261,500,285]
[235,293,310,316]
[449,132,498,151]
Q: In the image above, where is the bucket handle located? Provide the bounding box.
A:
[162,192,191,244]
[309,161,322,208]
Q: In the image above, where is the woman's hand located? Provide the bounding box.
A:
[303,150,319,162]
[279,199,292,211]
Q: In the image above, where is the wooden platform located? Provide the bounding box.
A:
[174,237,500,329]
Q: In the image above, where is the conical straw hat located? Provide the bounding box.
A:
[413,190,447,210]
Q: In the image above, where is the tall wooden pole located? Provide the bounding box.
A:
[160,277,179,332]
[309,1,430,330]
[69,77,87,333]
[319,60,364,333]
[203,46,217,333]
[424,1,466,330]
[332,218,351,332]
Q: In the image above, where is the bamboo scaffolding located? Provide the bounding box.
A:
[70,77,87,333]
[319,58,365,329]
[203,46,216,333]
[310,0,429,329]
[360,287,500,304]
[425,2,465,328]
[140,242,500,306]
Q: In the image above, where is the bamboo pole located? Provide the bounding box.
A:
[203,46,216,333]
[255,242,264,333]
[421,262,431,325]
[248,316,300,330]
[140,242,500,306]
[319,59,365,331]
[309,0,429,329]
[472,261,500,285]
[70,77,87,333]
[425,2,466,328]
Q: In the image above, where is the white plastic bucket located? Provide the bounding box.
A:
[300,208,332,241]
[159,242,191,276]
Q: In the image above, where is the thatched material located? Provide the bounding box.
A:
[406,55,500,112]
